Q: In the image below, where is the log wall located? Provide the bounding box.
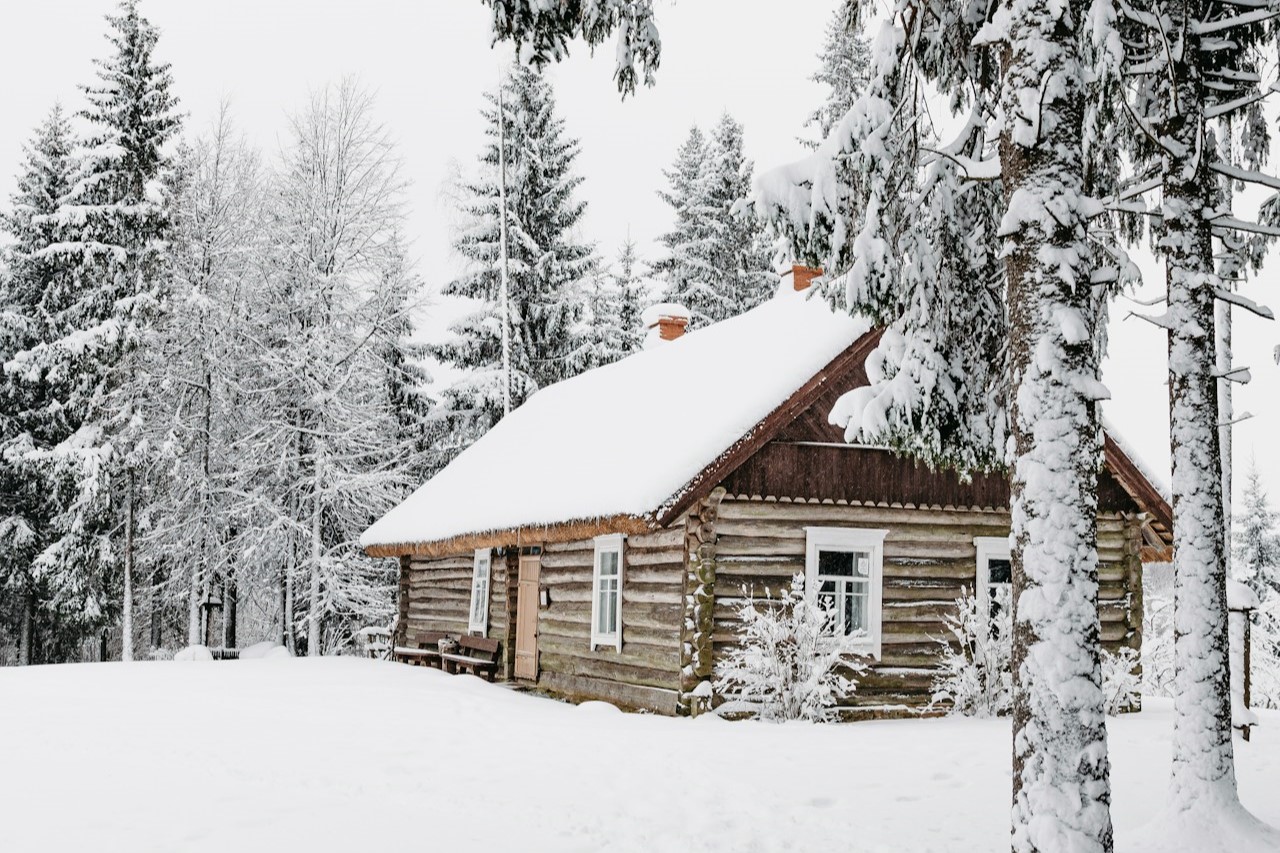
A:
[535,527,686,714]
[399,550,512,671]
[711,496,1144,720]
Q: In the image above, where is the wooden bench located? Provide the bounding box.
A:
[393,632,451,668]
[441,636,502,682]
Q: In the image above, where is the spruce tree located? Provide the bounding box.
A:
[434,64,598,441]
[611,237,649,352]
[565,241,650,373]
[655,115,773,328]
[1236,460,1280,707]
[803,0,871,146]
[40,0,182,661]
[0,105,79,663]
[1115,5,1280,830]
[754,4,1120,848]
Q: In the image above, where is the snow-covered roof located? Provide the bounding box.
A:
[361,292,871,552]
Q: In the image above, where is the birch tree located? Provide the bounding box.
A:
[255,79,420,654]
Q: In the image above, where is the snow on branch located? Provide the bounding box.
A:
[1207,213,1280,237]
[1204,86,1275,119]
[1125,309,1176,330]
[1211,365,1253,383]
[1192,8,1280,35]
[1209,161,1280,190]
[1215,287,1275,320]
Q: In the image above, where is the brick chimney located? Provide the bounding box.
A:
[782,264,823,292]
[641,302,691,348]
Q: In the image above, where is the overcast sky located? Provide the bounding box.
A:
[2,0,1278,506]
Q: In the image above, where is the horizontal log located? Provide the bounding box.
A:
[629,527,686,550]
[716,537,804,558]
[409,555,474,572]
[538,650,680,684]
[535,671,679,714]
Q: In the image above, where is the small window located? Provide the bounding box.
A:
[974,536,1013,621]
[804,527,887,659]
[468,548,492,634]
[591,534,624,651]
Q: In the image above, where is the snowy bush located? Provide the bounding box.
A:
[713,575,865,723]
[931,588,1012,717]
[1100,646,1141,715]
[1141,589,1175,698]
[173,645,213,662]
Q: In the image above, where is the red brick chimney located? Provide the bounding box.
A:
[654,314,688,340]
[783,264,823,292]
[641,303,691,347]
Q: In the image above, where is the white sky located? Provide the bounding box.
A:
[2,0,1277,505]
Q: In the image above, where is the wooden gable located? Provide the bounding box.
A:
[661,329,1172,556]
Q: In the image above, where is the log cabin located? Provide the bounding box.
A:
[360,268,1174,719]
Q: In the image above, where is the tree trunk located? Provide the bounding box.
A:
[1165,161,1237,811]
[1216,298,1232,548]
[999,2,1113,850]
[18,584,33,666]
[283,552,295,653]
[223,566,237,649]
[188,561,201,647]
[307,442,324,657]
[1155,0,1238,812]
[122,472,135,662]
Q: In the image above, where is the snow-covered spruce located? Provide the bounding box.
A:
[1115,0,1280,824]
[802,0,871,148]
[2,1,183,664]
[755,3,1117,847]
[755,4,1011,475]
[654,115,775,329]
[1235,461,1280,708]
[483,0,661,97]
[714,574,865,723]
[432,64,599,453]
[0,105,80,665]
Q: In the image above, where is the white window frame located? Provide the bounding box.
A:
[974,535,1013,619]
[591,534,625,651]
[467,548,492,634]
[804,527,887,660]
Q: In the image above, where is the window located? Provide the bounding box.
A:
[468,548,492,634]
[974,536,1013,620]
[804,527,887,659]
[591,534,624,651]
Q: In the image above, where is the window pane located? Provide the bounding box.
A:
[988,558,1012,585]
[600,551,618,577]
[846,588,868,634]
[598,580,618,635]
[854,555,871,578]
[817,549,854,577]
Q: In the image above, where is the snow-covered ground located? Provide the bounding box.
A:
[1,659,1276,852]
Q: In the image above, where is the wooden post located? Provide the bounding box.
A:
[1229,603,1254,742]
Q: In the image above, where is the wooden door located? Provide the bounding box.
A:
[514,553,541,680]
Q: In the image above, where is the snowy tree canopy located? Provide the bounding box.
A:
[654,115,775,329]
[482,0,661,96]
